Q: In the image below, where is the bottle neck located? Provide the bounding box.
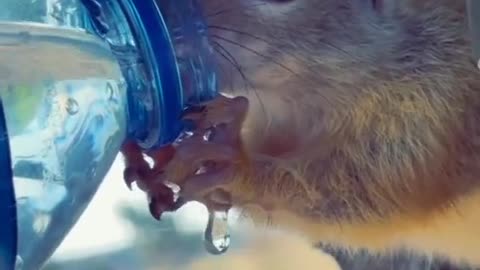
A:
[82,0,218,149]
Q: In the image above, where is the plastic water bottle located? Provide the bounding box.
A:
[0,0,218,269]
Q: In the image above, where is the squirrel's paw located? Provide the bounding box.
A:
[121,95,249,220]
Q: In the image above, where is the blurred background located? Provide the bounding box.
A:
[42,155,341,270]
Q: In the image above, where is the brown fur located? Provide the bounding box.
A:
[166,0,480,267]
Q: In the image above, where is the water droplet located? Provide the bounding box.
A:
[143,154,155,169]
[65,98,79,115]
[164,181,181,202]
[164,181,181,194]
[204,210,230,255]
[15,256,23,270]
[203,127,216,141]
[174,130,194,145]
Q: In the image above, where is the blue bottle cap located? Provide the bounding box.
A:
[94,0,218,148]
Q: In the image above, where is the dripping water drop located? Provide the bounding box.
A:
[204,209,231,255]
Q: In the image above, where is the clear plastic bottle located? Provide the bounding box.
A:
[0,0,218,269]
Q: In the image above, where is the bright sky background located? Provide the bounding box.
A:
[50,154,210,261]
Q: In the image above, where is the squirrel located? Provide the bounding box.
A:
[121,0,480,268]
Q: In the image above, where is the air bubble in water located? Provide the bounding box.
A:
[204,210,230,255]
[66,98,79,115]
[106,83,115,100]
[33,212,51,234]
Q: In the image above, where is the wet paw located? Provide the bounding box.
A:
[121,142,175,192]
[160,124,242,210]
[148,186,186,220]
[182,95,248,135]
[167,95,250,210]
[121,95,250,219]
[121,141,182,220]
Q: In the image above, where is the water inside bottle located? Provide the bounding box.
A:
[0,21,128,268]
